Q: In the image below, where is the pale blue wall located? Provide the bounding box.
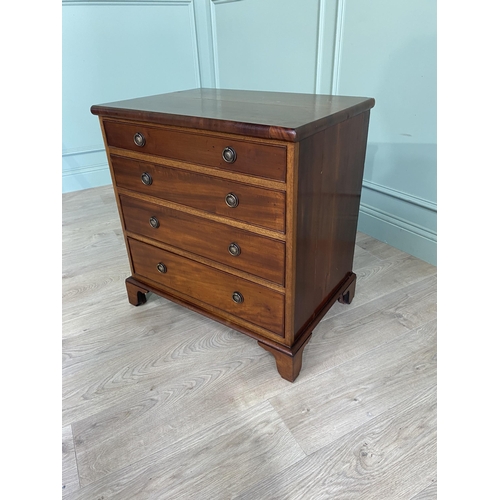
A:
[62,0,200,191]
[62,0,437,265]
[338,0,437,264]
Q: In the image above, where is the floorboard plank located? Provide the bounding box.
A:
[62,426,80,497]
[236,386,437,500]
[349,252,436,310]
[308,275,436,375]
[65,402,305,499]
[356,234,408,261]
[270,319,436,455]
[62,307,256,426]
[70,342,286,486]
[410,480,437,500]
[352,242,380,270]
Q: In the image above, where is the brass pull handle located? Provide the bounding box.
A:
[149,216,160,229]
[141,172,153,185]
[228,243,241,256]
[134,132,146,147]
[225,193,239,208]
[232,291,244,304]
[156,262,167,274]
[222,146,237,164]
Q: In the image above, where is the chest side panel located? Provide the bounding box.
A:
[293,111,370,336]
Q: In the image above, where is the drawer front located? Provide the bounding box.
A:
[128,238,285,336]
[103,120,286,181]
[120,195,285,285]
[111,155,285,232]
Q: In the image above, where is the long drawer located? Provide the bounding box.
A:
[111,155,286,232]
[103,119,287,181]
[120,194,285,285]
[128,238,285,336]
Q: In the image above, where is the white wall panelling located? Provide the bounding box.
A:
[331,0,345,94]
[192,0,216,87]
[208,0,328,93]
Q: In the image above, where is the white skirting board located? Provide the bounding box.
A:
[358,203,436,266]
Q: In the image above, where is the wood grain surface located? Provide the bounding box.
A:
[237,386,437,499]
[62,185,436,499]
[62,426,79,497]
[293,110,370,336]
[91,88,375,142]
[127,237,285,336]
[103,118,287,181]
[119,193,286,285]
[111,154,286,232]
[69,402,306,499]
[410,481,438,500]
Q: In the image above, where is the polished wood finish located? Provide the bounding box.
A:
[338,273,357,305]
[123,275,287,344]
[91,88,375,381]
[258,335,312,383]
[106,145,287,191]
[120,194,285,285]
[128,238,285,336]
[294,111,370,335]
[125,276,148,306]
[91,88,375,142]
[104,119,287,181]
[111,154,286,232]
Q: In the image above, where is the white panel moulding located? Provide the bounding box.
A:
[209,0,220,88]
[314,0,326,94]
[331,0,345,95]
[359,203,437,243]
[62,146,104,157]
[209,0,245,89]
[362,180,437,212]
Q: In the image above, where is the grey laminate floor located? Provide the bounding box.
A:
[62,185,437,499]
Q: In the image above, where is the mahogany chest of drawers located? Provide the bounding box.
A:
[91,88,375,381]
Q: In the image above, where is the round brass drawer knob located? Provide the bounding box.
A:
[225,193,239,208]
[134,132,146,147]
[149,216,160,229]
[156,262,167,274]
[232,291,244,304]
[222,146,237,163]
[141,172,153,185]
[228,243,241,256]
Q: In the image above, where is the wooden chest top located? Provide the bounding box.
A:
[91,88,375,142]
